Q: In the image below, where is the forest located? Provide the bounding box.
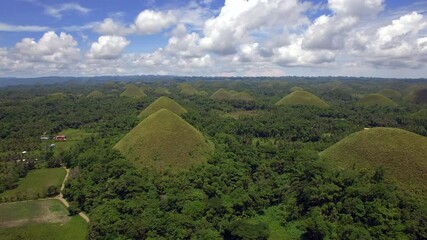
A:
[0,77,426,239]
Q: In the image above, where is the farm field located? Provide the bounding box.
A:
[0,168,66,202]
[0,199,88,240]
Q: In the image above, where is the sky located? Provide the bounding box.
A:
[0,0,427,78]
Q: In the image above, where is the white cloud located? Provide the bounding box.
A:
[199,0,311,55]
[329,0,384,17]
[95,18,132,36]
[131,10,176,35]
[87,36,130,59]
[15,31,80,63]
[45,3,90,19]
[0,22,50,32]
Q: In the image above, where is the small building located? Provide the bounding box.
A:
[55,135,67,141]
[40,136,50,140]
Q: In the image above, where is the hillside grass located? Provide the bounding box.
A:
[210,88,255,102]
[86,90,104,98]
[154,87,171,95]
[115,109,214,171]
[223,110,259,119]
[320,127,427,198]
[0,199,87,240]
[138,96,187,118]
[120,85,147,99]
[275,90,329,108]
[356,93,398,107]
[178,83,207,96]
[378,89,401,99]
[0,168,66,201]
[290,86,304,92]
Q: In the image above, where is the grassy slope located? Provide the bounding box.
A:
[0,199,87,240]
[138,96,187,118]
[320,127,427,197]
[115,109,214,171]
[120,85,147,99]
[356,94,398,107]
[378,89,401,99]
[86,90,104,98]
[275,90,329,108]
[0,168,66,200]
[290,87,303,92]
[154,87,171,95]
[178,83,207,96]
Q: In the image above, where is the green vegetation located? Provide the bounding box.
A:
[115,109,214,171]
[86,90,104,98]
[356,93,398,107]
[378,89,401,99]
[0,168,65,201]
[290,86,303,92]
[0,199,87,240]
[223,110,259,119]
[138,96,187,119]
[50,128,92,155]
[154,87,171,95]
[275,90,329,108]
[210,88,255,102]
[120,84,147,99]
[178,83,207,96]
[320,127,427,198]
[407,88,427,104]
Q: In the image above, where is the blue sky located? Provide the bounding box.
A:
[0,0,427,77]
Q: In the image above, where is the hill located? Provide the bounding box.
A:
[178,83,207,96]
[320,128,427,198]
[120,85,147,99]
[407,88,427,104]
[290,86,304,92]
[114,109,214,171]
[210,89,254,102]
[86,91,104,98]
[138,96,187,119]
[378,89,401,99]
[154,87,171,95]
[356,94,398,107]
[275,90,329,108]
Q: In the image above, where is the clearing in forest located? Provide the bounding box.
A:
[0,199,88,240]
[0,168,66,202]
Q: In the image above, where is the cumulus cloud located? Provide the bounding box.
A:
[329,0,384,17]
[45,3,90,19]
[95,18,131,36]
[15,31,80,63]
[131,10,176,35]
[199,0,311,55]
[87,36,130,59]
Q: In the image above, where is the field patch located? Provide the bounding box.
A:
[0,199,87,240]
[0,168,65,201]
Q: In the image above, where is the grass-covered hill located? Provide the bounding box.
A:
[86,90,104,98]
[138,96,187,119]
[378,89,401,99]
[275,90,329,108]
[114,109,214,171]
[290,86,304,92]
[120,85,147,99]
[154,87,171,95]
[178,83,207,96]
[320,127,427,198]
[210,89,254,102]
[407,88,427,104]
[356,93,398,107]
